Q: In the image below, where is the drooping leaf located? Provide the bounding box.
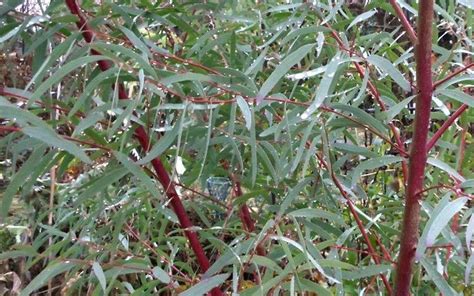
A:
[347,10,377,30]
[92,262,107,292]
[301,53,348,119]
[152,266,171,284]
[256,44,315,104]
[367,55,410,91]
[179,273,230,296]
[20,262,77,296]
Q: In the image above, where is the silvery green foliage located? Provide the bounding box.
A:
[0,0,473,294]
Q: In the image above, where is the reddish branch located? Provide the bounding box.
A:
[231,177,266,256]
[394,2,434,295]
[318,153,393,294]
[326,25,409,181]
[389,0,417,44]
[426,104,468,151]
[433,63,474,89]
[64,1,222,295]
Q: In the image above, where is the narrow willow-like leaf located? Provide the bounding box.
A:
[92,262,107,292]
[160,73,213,86]
[427,157,465,182]
[291,119,316,173]
[23,127,91,164]
[351,156,403,187]
[74,167,129,205]
[301,53,347,119]
[383,95,415,122]
[1,144,47,217]
[250,106,257,186]
[256,44,315,104]
[236,96,252,130]
[277,178,312,217]
[281,26,330,45]
[270,235,339,283]
[114,151,159,197]
[256,143,278,183]
[179,273,230,296]
[30,55,112,103]
[465,253,474,285]
[420,258,458,296]
[466,213,474,250]
[288,208,345,226]
[331,103,388,135]
[333,143,378,158]
[367,55,410,91]
[424,197,468,247]
[92,42,158,79]
[70,67,119,117]
[341,264,392,280]
[152,266,171,284]
[437,89,474,108]
[108,69,145,137]
[20,262,77,296]
[347,10,377,29]
[137,117,182,165]
[118,25,152,58]
[72,112,104,137]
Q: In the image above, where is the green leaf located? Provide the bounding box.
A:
[92,262,107,292]
[179,273,229,296]
[270,235,339,283]
[92,42,158,79]
[351,156,403,186]
[137,119,182,165]
[333,143,378,158]
[288,208,345,226]
[160,72,213,85]
[420,258,458,296]
[23,126,92,164]
[465,253,474,285]
[0,144,47,217]
[30,55,112,103]
[367,55,410,92]
[114,151,159,197]
[152,266,171,284]
[347,10,377,30]
[466,213,474,250]
[425,197,468,247]
[256,44,315,104]
[236,96,252,130]
[383,95,415,122]
[331,103,388,135]
[437,89,474,108]
[70,67,119,117]
[118,25,152,58]
[72,112,104,137]
[427,157,465,182]
[20,262,77,296]
[301,53,348,119]
[277,178,312,217]
[341,264,392,280]
[74,167,128,205]
[250,106,257,186]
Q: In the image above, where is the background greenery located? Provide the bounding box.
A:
[0,0,473,295]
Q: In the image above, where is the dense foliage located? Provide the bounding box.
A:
[0,0,473,295]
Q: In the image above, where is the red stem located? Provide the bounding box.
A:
[394,2,434,295]
[64,1,222,294]
[426,104,468,151]
[389,0,418,44]
[433,63,474,89]
[232,179,266,256]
